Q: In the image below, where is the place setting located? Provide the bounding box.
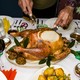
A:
[0,0,80,79]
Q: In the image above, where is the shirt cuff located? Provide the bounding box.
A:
[66,0,77,8]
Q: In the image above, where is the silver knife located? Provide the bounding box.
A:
[29,14,36,23]
[51,26,59,31]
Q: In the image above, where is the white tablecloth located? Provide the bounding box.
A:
[1,18,80,80]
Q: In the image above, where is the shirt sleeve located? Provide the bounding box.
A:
[66,0,80,8]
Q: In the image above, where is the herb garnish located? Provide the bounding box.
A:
[39,55,54,67]
[23,38,29,48]
[14,37,21,46]
[68,39,75,48]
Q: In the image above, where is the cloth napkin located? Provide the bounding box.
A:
[1,68,17,80]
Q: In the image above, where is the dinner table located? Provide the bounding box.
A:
[0,17,80,80]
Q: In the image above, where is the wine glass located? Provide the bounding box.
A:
[0,19,10,48]
[0,39,5,69]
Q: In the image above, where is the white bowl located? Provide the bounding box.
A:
[30,65,72,80]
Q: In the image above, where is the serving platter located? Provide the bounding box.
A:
[5,43,62,68]
[5,27,71,68]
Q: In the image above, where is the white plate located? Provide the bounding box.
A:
[0,71,7,80]
[30,65,72,80]
[0,15,14,26]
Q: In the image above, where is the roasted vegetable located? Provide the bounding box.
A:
[38,75,46,80]
[38,67,71,80]
[55,68,64,76]
[43,67,55,76]
[8,52,17,60]
[16,57,26,65]
[47,76,57,80]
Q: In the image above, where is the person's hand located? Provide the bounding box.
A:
[54,6,74,29]
[18,0,33,16]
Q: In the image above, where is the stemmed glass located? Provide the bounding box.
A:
[0,39,5,68]
[0,19,10,48]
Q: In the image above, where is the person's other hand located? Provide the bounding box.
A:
[18,0,33,16]
[54,6,74,29]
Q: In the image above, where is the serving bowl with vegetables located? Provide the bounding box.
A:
[30,65,71,80]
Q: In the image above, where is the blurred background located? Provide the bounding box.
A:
[0,0,80,19]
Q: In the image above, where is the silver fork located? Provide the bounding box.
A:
[36,19,44,28]
[29,14,36,22]
[75,21,80,29]
[36,18,39,29]
[29,14,36,25]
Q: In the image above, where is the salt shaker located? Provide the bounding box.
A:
[0,19,6,39]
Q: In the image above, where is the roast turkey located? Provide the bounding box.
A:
[8,28,71,60]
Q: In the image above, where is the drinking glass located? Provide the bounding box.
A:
[0,19,6,68]
[0,19,11,48]
[0,19,6,39]
[0,39,5,68]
